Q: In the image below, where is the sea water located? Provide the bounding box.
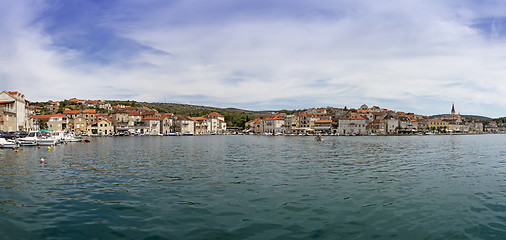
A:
[0,135,505,239]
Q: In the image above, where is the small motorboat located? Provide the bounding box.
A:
[314,135,322,141]
[17,131,38,146]
[0,138,16,148]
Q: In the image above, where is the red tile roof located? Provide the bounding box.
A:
[191,117,207,121]
[33,114,52,121]
[265,116,284,120]
[208,112,224,117]
[126,111,141,116]
[63,110,81,114]
[341,112,366,120]
[143,116,160,121]
[51,113,67,118]
[315,120,332,123]
[82,109,96,114]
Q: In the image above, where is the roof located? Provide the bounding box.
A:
[208,112,224,117]
[265,116,284,121]
[97,118,112,123]
[160,113,174,120]
[174,115,191,121]
[126,111,141,116]
[191,117,207,121]
[143,116,160,121]
[341,112,366,120]
[50,113,67,118]
[69,98,84,102]
[82,109,96,114]
[0,100,15,104]
[32,114,52,121]
[247,118,264,124]
[315,120,332,123]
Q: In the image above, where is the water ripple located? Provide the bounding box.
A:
[1,135,506,239]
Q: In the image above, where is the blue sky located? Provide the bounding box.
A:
[1,0,506,117]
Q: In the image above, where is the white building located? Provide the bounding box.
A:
[337,112,368,135]
[263,115,285,134]
[143,117,161,135]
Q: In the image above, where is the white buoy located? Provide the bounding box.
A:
[40,158,45,163]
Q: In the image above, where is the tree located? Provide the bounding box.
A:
[38,119,48,129]
[170,123,181,133]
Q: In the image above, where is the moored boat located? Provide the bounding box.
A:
[38,130,58,146]
[0,138,16,148]
[16,131,38,146]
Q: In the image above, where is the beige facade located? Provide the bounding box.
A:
[337,112,368,135]
[111,111,130,131]
[174,115,194,134]
[0,91,27,131]
[0,110,16,132]
[82,109,97,124]
[263,116,285,134]
[143,117,161,135]
[161,114,174,134]
[192,117,209,134]
[246,118,264,133]
[48,113,69,131]
[73,117,88,132]
[203,112,226,134]
[87,119,114,136]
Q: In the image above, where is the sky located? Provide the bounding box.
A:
[1,0,506,117]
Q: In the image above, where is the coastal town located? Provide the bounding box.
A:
[0,90,504,138]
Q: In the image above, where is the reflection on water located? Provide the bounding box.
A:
[0,135,505,239]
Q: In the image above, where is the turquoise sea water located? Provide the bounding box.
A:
[0,135,505,239]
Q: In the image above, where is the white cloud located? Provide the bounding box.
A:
[0,0,506,117]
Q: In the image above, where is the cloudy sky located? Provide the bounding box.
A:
[1,0,506,117]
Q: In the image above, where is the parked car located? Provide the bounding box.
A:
[0,131,14,139]
[14,131,28,138]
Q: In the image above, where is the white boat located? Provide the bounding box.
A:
[16,131,39,146]
[37,130,58,146]
[0,138,16,148]
[64,133,82,142]
[51,131,67,143]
